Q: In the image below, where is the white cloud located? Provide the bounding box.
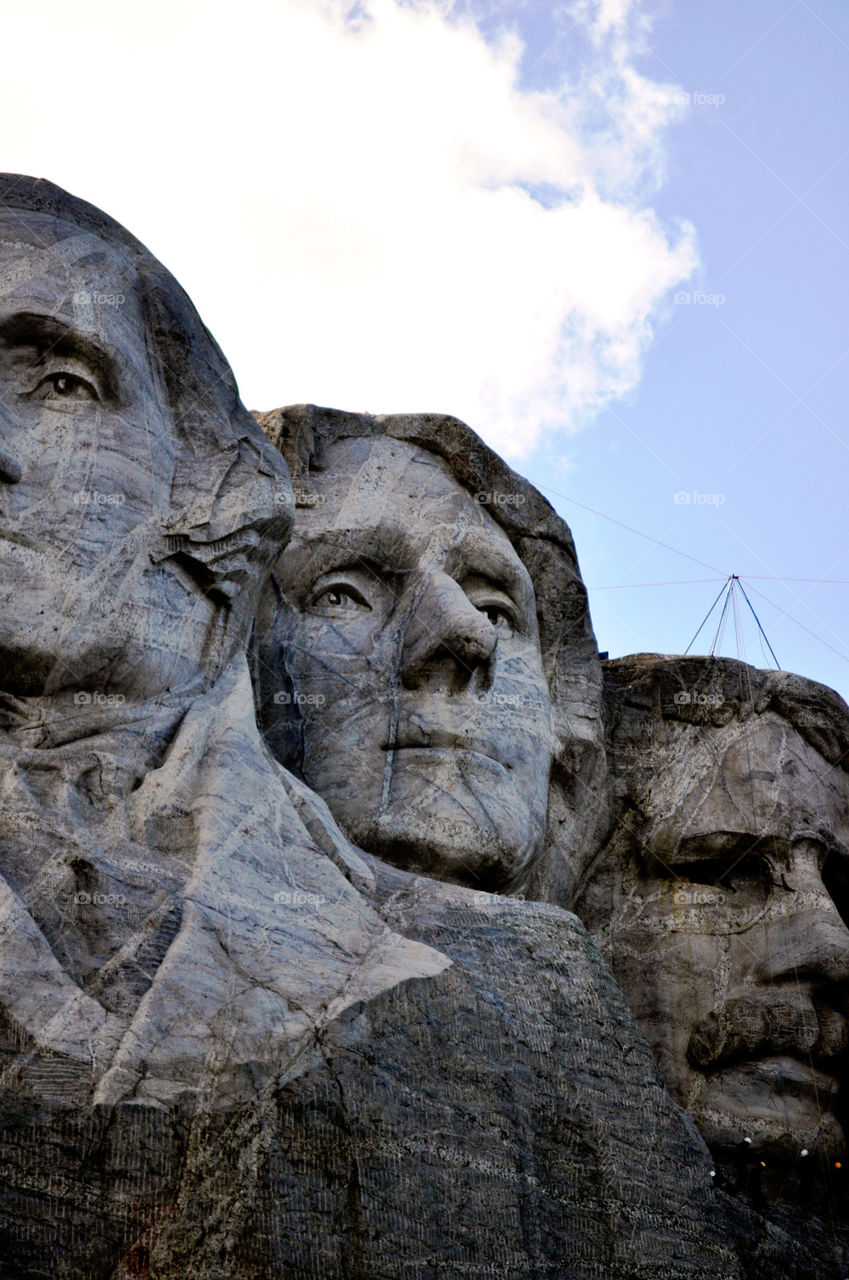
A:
[0,0,695,458]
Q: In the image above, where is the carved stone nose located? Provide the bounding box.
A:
[399,571,497,692]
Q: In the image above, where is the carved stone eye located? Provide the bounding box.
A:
[33,371,98,402]
[310,583,371,614]
[480,604,513,633]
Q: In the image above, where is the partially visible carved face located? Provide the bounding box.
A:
[258,434,555,891]
[579,713,849,1166]
[0,211,218,699]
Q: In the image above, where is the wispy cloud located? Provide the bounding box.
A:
[1,0,696,458]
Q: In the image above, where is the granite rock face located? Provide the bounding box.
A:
[0,176,841,1277]
[3,868,820,1280]
[0,177,445,1275]
[251,406,836,1277]
[575,653,849,1271]
[254,403,610,907]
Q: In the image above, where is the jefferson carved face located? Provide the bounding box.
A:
[578,712,849,1166]
[258,433,555,891]
[0,211,217,699]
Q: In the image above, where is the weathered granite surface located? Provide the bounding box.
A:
[574,653,849,1271]
[0,177,444,1275]
[254,403,610,907]
[0,176,443,1108]
[0,175,842,1277]
[1,867,821,1279]
[252,406,839,1276]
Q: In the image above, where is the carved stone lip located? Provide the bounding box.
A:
[382,730,512,770]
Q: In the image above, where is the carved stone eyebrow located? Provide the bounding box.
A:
[293,520,535,617]
[448,527,535,613]
[0,310,122,400]
[294,526,421,574]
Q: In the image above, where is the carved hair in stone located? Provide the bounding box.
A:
[253,404,608,903]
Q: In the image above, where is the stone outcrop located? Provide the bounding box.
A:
[1,863,821,1279]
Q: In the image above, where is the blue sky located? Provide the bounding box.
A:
[516,1,849,700]
[3,0,847,699]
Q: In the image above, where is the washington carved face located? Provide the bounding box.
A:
[579,712,849,1166]
[0,210,217,698]
[258,433,555,892]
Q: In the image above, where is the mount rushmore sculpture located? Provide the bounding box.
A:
[0,175,845,1278]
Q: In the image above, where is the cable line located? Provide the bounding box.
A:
[684,578,732,655]
[535,483,726,575]
[746,582,849,666]
[710,577,735,656]
[736,578,781,670]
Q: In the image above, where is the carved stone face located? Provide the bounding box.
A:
[260,433,555,891]
[0,211,218,699]
[581,712,849,1165]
